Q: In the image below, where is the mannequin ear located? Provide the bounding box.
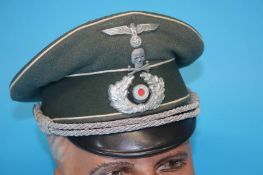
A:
[48,135,70,162]
[54,168,62,175]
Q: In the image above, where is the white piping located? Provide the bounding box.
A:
[52,94,189,121]
[10,11,201,91]
[65,58,175,77]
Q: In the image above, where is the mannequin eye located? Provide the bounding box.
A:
[158,158,186,172]
[91,162,133,175]
[106,170,123,175]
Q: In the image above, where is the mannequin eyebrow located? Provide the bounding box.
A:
[90,161,134,175]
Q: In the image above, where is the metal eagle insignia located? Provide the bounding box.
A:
[102,23,159,48]
[104,23,165,114]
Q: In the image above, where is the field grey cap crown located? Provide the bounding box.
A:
[10,11,204,157]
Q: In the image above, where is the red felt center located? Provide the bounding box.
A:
[138,88,145,96]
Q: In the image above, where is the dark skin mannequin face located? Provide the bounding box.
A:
[53,137,194,175]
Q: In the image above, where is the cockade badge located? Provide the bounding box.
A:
[103,23,165,114]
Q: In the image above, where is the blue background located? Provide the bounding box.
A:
[1,0,263,174]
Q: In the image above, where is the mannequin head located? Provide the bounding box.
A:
[49,136,194,175]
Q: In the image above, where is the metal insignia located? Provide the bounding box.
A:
[102,23,159,48]
[104,22,165,114]
[108,72,165,114]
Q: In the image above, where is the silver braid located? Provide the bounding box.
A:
[34,92,200,136]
